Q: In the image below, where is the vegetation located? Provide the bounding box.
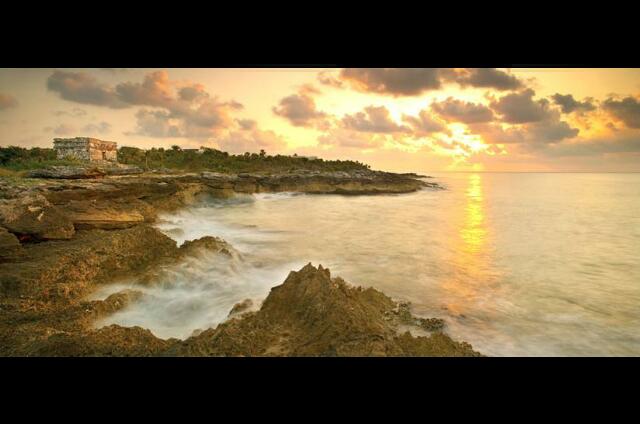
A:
[112,146,371,173]
[0,146,83,172]
[0,145,371,174]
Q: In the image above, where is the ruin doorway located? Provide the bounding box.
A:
[102,151,106,160]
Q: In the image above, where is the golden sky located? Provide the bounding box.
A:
[1,68,639,172]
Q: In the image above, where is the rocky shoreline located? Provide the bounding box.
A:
[0,168,481,357]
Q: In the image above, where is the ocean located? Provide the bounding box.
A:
[93,172,640,356]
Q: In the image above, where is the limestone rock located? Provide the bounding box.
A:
[0,195,74,241]
[179,236,237,257]
[0,227,24,260]
[167,264,482,357]
[27,166,107,179]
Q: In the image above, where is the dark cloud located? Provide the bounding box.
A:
[325,68,524,96]
[454,68,523,91]
[402,110,447,135]
[317,71,343,88]
[82,121,112,135]
[490,89,550,124]
[468,110,578,145]
[527,115,580,143]
[272,93,327,127]
[602,96,640,129]
[342,105,409,133]
[237,119,258,130]
[178,84,209,102]
[551,93,596,114]
[431,98,494,124]
[47,70,245,140]
[0,93,18,110]
[46,70,127,108]
[340,68,442,96]
[541,134,640,157]
[115,71,174,108]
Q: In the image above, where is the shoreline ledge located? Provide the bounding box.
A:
[0,169,480,357]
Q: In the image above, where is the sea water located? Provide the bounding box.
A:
[94,173,640,356]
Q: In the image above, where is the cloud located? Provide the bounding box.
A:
[115,71,174,108]
[342,105,409,133]
[272,93,327,127]
[468,110,579,145]
[0,93,18,110]
[214,127,287,154]
[318,128,385,149]
[237,119,258,130]
[44,123,77,135]
[431,97,494,124]
[551,93,596,114]
[602,96,640,128]
[541,133,640,157]
[46,70,127,108]
[339,68,442,96]
[402,110,447,135]
[490,89,551,123]
[454,68,523,91]
[53,107,87,117]
[323,68,524,96]
[129,109,182,138]
[317,71,343,88]
[82,121,112,135]
[178,84,209,102]
[47,70,245,140]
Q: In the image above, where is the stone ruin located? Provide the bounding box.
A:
[53,137,118,162]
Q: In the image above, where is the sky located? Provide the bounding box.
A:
[0,68,639,173]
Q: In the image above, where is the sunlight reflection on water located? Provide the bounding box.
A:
[95,173,640,356]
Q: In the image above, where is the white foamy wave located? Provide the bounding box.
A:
[94,246,304,340]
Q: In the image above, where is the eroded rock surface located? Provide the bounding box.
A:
[166,264,481,357]
[0,170,471,357]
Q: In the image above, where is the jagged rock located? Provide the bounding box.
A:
[0,195,75,241]
[22,325,173,357]
[166,264,481,357]
[0,225,178,301]
[228,299,254,317]
[417,317,446,332]
[179,236,237,257]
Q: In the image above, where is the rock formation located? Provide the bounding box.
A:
[0,168,475,357]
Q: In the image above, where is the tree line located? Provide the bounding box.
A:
[0,145,371,174]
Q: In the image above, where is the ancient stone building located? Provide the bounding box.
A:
[53,137,118,162]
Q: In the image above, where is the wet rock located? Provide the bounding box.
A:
[0,225,178,301]
[417,317,446,332]
[168,264,481,357]
[179,236,237,257]
[228,299,254,317]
